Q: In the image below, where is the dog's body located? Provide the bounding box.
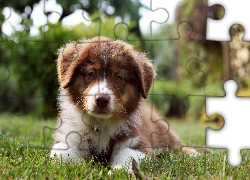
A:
[50,37,195,171]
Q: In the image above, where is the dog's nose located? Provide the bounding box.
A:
[95,94,110,108]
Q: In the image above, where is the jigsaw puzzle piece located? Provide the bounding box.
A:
[114,0,169,41]
[179,146,214,179]
[1,6,12,21]
[9,78,54,117]
[130,100,179,154]
[0,130,18,166]
[229,24,250,83]
[175,0,224,40]
[0,65,19,114]
[48,113,122,163]
[152,22,206,115]
[3,39,65,117]
[114,22,141,44]
[42,0,105,40]
[43,114,63,148]
[206,79,250,167]
[42,0,62,29]
[171,21,206,85]
[9,40,31,59]
[1,6,35,59]
[51,131,84,163]
[138,147,185,179]
[1,115,54,167]
[207,0,250,41]
[0,147,11,162]
[149,120,171,150]
[0,66,14,112]
[0,65,11,82]
[156,65,172,82]
[204,24,250,95]
[57,24,131,70]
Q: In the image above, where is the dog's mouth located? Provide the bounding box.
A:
[88,111,113,119]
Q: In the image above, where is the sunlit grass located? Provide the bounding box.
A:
[0,113,250,179]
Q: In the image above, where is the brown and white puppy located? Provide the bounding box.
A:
[50,37,196,171]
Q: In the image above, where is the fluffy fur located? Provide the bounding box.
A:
[50,36,196,171]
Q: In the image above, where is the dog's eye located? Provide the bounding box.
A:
[88,72,95,77]
[116,76,123,80]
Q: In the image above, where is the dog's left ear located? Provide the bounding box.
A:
[134,53,156,99]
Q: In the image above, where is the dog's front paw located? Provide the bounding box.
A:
[108,165,133,176]
[108,164,123,175]
[189,151,201,157]
[112,164,123,170]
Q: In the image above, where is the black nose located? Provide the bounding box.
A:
[95,94,110,108]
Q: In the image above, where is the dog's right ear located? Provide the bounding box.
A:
[134,53,156,99]
[56,43,84,89]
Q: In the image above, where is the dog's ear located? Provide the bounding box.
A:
[134,53,156,99]
[56,43,86,88]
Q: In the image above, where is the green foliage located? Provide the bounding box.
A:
[0,13,140,117]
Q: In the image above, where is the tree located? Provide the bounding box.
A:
[0,0,146,49]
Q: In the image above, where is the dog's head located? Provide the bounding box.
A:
[57,37,156,119]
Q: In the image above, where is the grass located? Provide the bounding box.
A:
[0,113,250,179]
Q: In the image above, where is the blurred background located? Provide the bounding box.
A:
[0,0,249,124]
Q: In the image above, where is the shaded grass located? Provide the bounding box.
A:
[0,113,250,179]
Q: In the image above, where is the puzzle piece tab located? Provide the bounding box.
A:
[207,0,250,41]
[206,79,250,167]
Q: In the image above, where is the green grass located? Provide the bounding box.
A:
[0,113,250,179]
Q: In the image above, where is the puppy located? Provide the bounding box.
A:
[50,36,196,172]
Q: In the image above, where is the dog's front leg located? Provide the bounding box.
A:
[50,142,81,163]
[109,138,147,174]
[111,147,146,173]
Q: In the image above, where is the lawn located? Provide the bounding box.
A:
[0,113,250,179]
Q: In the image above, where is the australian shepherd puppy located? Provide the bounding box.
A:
[50,36,196,172]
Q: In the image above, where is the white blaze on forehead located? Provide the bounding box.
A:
[87,79,114,112]
[104,53,108,66]
[88,79,113,95]
[103,46,111,67]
